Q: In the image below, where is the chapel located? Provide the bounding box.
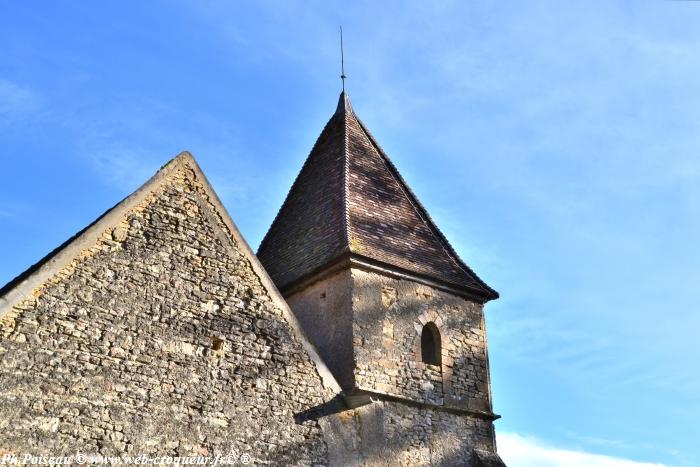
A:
[0,92,506,466]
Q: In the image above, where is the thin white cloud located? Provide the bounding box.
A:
[498,432,666,467]
[0,202,33,221]
[0,79,39,116]
[84,145,158,189]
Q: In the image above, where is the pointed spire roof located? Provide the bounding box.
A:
[257,93,498,301]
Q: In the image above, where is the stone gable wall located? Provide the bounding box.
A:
[0,164,334,464]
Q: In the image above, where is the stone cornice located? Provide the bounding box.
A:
[342,388,501,421]
[280,252,494,304]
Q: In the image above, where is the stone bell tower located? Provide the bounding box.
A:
[258,92,505,465]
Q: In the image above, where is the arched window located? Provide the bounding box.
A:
[421,322,442,366]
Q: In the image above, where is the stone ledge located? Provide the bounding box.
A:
[343,387,501,420]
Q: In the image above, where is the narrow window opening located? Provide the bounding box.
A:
[421,322,442,366]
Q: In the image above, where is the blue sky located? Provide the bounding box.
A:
[1,1,698,465]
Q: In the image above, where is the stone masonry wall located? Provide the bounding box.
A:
[351,269,493,413]
[0,163,336,464]
[382,401,496,466]
[285,270,355,390]
[323,400,496,466]
[282,266,500,464]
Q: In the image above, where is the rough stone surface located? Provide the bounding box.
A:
[0,162,335,464]
[287,270,355,390]
[322,401,496,466]
[288,268,494,412]
[284,267,500,465]
[352,269,493,412]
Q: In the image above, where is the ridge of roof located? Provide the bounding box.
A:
[340,93,352,260]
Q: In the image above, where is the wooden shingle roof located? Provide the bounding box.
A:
[257,93,498,301]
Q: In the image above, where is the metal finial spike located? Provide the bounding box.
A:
[340,26,346,92]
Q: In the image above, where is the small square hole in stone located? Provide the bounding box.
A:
[211,337,224,351]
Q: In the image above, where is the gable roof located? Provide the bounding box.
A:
[257,93,498,301]
[0,152,342,394]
